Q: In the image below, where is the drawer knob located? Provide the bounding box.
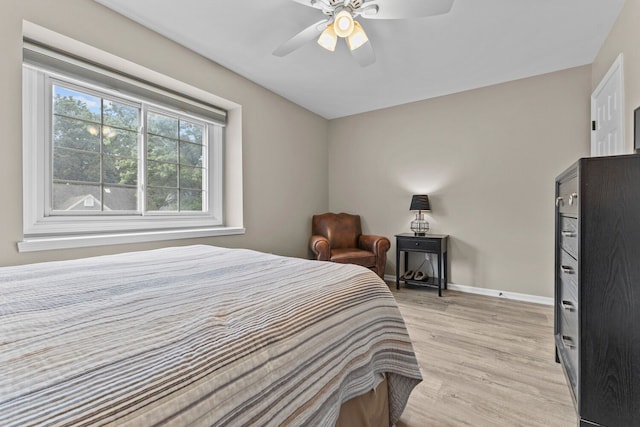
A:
[561,265,575,274]
[569,192,578,206]
[562,335,576,349]
[415,242,419,246]
[561,300,576,312]
[555,196,563,207]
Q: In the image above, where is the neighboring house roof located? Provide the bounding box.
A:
[60,194,105,211]
[54,185,138,211]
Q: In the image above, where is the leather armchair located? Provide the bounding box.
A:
[310,212,390,279]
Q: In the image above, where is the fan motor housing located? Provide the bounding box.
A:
[320,0,364,15]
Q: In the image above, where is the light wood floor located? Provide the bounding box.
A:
[388,285,577,427]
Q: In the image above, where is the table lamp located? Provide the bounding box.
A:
[410,194,430,236]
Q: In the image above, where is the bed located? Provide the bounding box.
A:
[0,245,421,426]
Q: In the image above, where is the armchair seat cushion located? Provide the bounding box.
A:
[329,248,376,268]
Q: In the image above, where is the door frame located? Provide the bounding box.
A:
[591,53,625,156]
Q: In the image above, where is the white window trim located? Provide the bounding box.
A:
[17,227,245,253]
[20,21,246,252]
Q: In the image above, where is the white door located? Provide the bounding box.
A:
[591,54,625,157]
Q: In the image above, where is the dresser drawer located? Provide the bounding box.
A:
[559,277,578,314]
[397,237,440,252]
[557,176,578,216]
[559,309,579,394]
[559,216,578,259]
[559,249,578,292]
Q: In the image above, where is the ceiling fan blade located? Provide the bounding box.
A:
[359,0,454,20]
[291,0,331,11]
[273,19,330,57]
[350,40,376,67]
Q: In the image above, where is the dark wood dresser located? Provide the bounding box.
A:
[555,155,640,426]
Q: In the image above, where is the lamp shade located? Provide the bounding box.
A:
[317,25,338,51]
[346,21,368,51]
[334,10,354,38]
[410,195,431,212]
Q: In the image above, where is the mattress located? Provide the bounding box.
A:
[0,245,421,426]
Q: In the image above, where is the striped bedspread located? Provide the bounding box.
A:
[0,245,421,426]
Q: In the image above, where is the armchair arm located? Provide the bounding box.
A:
[359,235,391,279]
[359,234,391,255]
[310,235,331,261]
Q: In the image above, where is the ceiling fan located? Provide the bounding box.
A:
[273,0,455,67]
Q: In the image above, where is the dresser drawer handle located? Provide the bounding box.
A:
[562,335,576,349]
[561,231,576,237]
[555,196,563,207]
[415,242,420,246]
[561,300,576,312]
[569,192,578,206]
[561,265,575,274]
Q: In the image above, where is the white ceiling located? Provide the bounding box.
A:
[94,0,624,119]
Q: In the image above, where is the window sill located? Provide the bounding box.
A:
[17,226,246,253]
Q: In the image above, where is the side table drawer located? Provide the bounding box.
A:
[397,237,440,252]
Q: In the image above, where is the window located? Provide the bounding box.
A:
[145,110,206,213]
[21,41,231,251]
[51,83,142,214]
[50,83,209,214]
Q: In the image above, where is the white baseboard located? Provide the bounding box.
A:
[384,275,553,306]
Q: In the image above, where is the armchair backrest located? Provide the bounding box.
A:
[312,213,362,249]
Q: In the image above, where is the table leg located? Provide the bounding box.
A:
[404,253,409,277]
[437,252,442,297]
[444,250,448,290]
[396,249,400,290]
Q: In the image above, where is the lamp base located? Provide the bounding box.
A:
[410,212,430,235]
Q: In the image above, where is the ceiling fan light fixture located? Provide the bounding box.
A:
[347,21,368,51]
[333,10,354,37]
[317,25,338,51]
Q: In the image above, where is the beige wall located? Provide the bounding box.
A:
[0,0,612,300]
[592,0,640,153]
[0,0,328,266]
[328,66,592,297]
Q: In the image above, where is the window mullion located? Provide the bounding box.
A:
[100,98,105,212]
[177,120,181,213]
[203,124,210,212]
[43,73,54,218]
[140,104,148,215]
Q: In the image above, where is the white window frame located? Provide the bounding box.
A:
[46,77,144,217]
[45,75,220,219]
[19,37,242,252]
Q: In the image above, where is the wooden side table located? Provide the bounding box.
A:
[395,233,449,296]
